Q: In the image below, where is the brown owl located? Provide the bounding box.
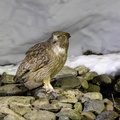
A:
[14,31,70,92]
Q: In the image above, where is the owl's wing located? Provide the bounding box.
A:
[15,42,50,78]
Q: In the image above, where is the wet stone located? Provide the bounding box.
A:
[83,99,105,114]
[81,111,96,120]
[95,110,114,120]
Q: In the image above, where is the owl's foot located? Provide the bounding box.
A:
[43,86,55,93]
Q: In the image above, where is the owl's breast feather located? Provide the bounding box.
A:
[52,45,65,55]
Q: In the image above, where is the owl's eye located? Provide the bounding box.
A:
[57,35,61,39]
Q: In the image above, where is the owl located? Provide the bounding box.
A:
[14,31,70,92]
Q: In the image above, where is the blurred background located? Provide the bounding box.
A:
[0,0,120,65]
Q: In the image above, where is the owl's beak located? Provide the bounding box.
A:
[66,33,71,38]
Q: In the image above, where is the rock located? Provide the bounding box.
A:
[33,88,48,99]
[87,83,100,92]
[0,113,6,120]
[58,89,81,103]
[92,74,112,84]
[51,100,72,109]
[114,79,120,92]
[75,66,89,75]
[83,99,105,114]
[61,89,82,98]
[32,99,61,112]
[95,110,114,120]
[59,97,78,103]
[4,115,26,120]
[83,92,103,100]
[74,102,82,113]
[24,109,56,120]
[0,96,35,106]
[103,98,113,105]
[56,110,82,120]
[77,76,89,89]
[0,84,28,96]
[24,79,42,90]
[32,99,49,108]
[0,105,21,118]
[82,72,98,81]
[79,97,90,103]
[81,111,96,120]
[58,116,70,120]
[0,72,15,84]
[54,76,81,89]
[105,105,114,111]
[113,98,120,113]
[54,66,77,79]
[10,105,32,115]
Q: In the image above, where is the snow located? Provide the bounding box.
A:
[0,54,120,79]
[1,0,120,65]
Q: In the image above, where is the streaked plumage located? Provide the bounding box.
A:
[14,31,70,91]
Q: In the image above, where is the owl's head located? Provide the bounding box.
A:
[51,31,70,48]
[52,31,70,42]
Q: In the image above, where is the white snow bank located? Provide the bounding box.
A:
[1,0,120,65]
[1,54,120,78]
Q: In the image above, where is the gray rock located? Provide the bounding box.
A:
[24,109,56,120]
[81,111,96,120]
[95,110,114,120]
[56,110,82,120]
[82,72,98,81]
[34,88,48,99]
[0,84,28,96]
[92,74,112,84]
[54,66,77,79]
[1,72,15,84]
[83,99,105,114]
[54,76,81,89]
[75,66,89,75]
[58,116,70,120]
